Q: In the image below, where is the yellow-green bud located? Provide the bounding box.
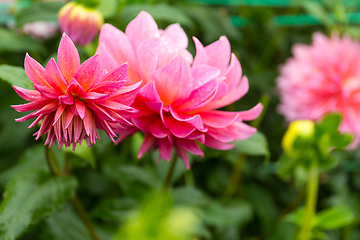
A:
[282,120,315,153]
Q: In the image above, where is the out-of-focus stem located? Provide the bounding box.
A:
[44,146,55,176]
[299,162,319,240]
[223,154,246,201]
[163,154,178,191]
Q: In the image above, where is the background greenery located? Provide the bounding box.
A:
[1,0,360,239]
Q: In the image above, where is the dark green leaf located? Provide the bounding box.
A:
[0,170,77,240]
[90,198,139,222]
[63,143,96,168]
[0,65,33,89]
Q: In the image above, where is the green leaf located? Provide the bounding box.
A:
[14,1,64,27]
[0,170,78,240]
[97,0,118,18]
[317,114,342,135]
[0,144,47,186]
[232,132,270,157]
[0,65,33,89]
[316,206,356,230]
[329,134,352,148]
[302,1,333,27]
[0,29,43,53]
[90,198,139,222]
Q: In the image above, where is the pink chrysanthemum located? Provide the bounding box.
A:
[97,11,262,168]
[12,33,141,149]
[277,32,360,148]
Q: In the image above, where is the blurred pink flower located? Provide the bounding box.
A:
[58,2,103,45]
[97,11,262,168]
[22,21,58,41]
[12,33,141,149]
[277,32,360,148]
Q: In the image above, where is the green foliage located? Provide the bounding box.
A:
[0,65,32,89]
[0,170,77,240]
[0,29,44,54]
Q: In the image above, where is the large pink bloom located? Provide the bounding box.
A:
[277,32,360,148]
[97,11,262,168]
[12,33,141,149]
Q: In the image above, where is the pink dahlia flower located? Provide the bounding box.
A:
[12,33,141,149]
[58,2,103,45]
[97,11,262,168]
[277,32,360,148]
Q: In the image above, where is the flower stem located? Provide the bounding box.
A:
[163,154,178,191]
[44,146,55,176]
[299,162,319,240]
[223,154,246,201]
[72,195,101,240]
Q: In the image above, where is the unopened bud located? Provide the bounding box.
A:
[282,120,315,153]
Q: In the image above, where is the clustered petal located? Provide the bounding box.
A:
[97,11,262,168]
[12,33,140,149]
[277,32,360,148]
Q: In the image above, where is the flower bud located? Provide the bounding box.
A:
[282,120,315,153]
[58,2,103,45]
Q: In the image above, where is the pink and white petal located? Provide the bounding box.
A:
[45,58,68,92]
[205,36,231,74]
[132,115,159,132]
[107,81,142,105]
[12,99,50,113]
[138,133,156,159]
[96,43,119,73]
[53,104,67,125]
[174,79,218,112]
[192,37,207,67]
[59,95,74,105]
[191,65,220,90]
[13,86,42,101]
[223,53,242,90]
[169,106,205,131]
[199,110,240,128]
[227,121,257,140]
[90,81,125,95]
[154,56,193,105]
[204,135,234,150]
[97,100,133,111]
[137,37,160,85]
[100,63,128,83]
[73,54,100,91]
[24,53,49,87]
[138,82,161,102]
[175,138,204,157]
[57,33,80,82]
[158,137,172,161]
[238,103,263,121]
[162,23,188,49]
[81,92,107,100]
[125,11,160,51]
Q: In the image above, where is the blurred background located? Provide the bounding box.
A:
[1,0,360,240]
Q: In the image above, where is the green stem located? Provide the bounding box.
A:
[223,154,246,201]
[72,195,101,240]
[163,154,178,191]
[44,146,55,176]
[299,162,319,240]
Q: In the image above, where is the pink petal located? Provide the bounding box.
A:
[138,82,161,102]
[162,23,188,49]
[96,43,119,73]
[174,145,190,169]
[13,86,42,101]
[138,133,156,159]
[154,56,193,105]
[24,53,49,87]
[223,53,242,90]
[90,81,124,95]
[75,98,86,119]
[125,11,160,51]
[205,36,231,74]
[238,103,263,121]
[12,100,50,113]
[166,115,196,138]
[57,33,80,82]
[199,111,239,128]
[158,137,172,161]
[66,78,85,97]
[74,54,100,91]
[191,65,220,90]
[149,119,169,138]
[44,58,67,92]
[204,135,234,150]
[81,92,107,100]
[137,37,160,85]
[100,63,128,83]
[107,81,142,106]
[175,138,204,157]
[59,95,74,105]
[97,101,133,111]
[169,106,205,131]
[192,37,207,67]
[34,84,62,99]
[53,104,67,126]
